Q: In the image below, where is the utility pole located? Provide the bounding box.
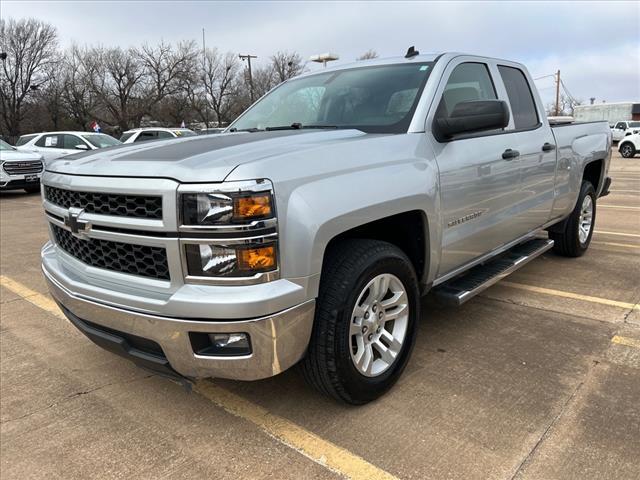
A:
[555,69,561,116]
[239,53,257,102]
[202,28,209,128]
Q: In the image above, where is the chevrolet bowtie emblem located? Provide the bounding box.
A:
[64,207,91,238]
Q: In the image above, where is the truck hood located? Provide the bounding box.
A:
[45,130,370,183]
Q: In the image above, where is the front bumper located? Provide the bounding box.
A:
[43,261,315,381]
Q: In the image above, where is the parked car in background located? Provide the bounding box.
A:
[618,132,639,158]
[119,127,197,143]
[16,131,121,164]
[0,139,44,193]
[611,121,640,142]
[198,128,226,135]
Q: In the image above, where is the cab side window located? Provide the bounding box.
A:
[36,134,63,148]
[498,66,539,130]
[437,62,497,117]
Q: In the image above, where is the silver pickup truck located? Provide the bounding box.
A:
[41,52,612,404]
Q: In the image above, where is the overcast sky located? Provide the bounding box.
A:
[3,0,639,106]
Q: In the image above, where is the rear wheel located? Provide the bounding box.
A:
[549,181,596,257]
[301,239,420,404]
[619,142,636,158]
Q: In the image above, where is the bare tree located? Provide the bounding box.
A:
[545,94,583,116]
[138,40,198,108]
[0,18,58,139]
[80,46,147,131]
[271,51,305,83]
[357,50,378,61]
[60,46,97,130]
[201,48,240,126]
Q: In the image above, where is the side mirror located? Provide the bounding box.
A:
[435,100,510,140]
[74,144,89,150]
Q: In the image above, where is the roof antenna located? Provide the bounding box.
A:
[405,46,419,59]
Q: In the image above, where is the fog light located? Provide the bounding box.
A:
[189,332,252,356]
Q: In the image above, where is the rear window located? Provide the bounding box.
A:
[498,66,539,130]
[16,134,37,146]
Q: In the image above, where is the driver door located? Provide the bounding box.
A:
[429,60,523,277]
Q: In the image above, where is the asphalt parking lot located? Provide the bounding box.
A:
[1,150,638,480]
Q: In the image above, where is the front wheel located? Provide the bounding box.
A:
[549,181,596,257]
[619,142,636,158]
[301,239,420,404]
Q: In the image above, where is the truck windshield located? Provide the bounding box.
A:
[231,62,434,134]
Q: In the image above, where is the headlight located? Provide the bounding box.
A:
[184,243,277,278]
[180,181,274,226]
[179,180,279,284]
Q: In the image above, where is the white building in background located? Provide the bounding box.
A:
[573,102,640,124]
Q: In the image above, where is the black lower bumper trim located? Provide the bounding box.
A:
[57,301,189,384]
[600,176,612,197]
[0,179,40,190]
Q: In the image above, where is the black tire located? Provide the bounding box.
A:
[619,142,636,158]
[549,181,596,257]
[301,239,420,404]
[23,185,40,194]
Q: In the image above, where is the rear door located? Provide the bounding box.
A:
[33,134,66,162]
[429,59,524,276]
[495,64,556,231]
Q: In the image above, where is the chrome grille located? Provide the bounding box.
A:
[3,160,43,175]
[51,224,170,280]
[44,186,163,219]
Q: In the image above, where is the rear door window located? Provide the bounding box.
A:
[156,130,174,139]
[135,131,158,142]
[498,66,539,130]
[36,134,63,148]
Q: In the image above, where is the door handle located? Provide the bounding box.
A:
[502,149,520,160]
[542,142,556,151]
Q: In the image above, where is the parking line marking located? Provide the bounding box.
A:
[0,275,64,318]
[594,230,640,238]
[0,275,398,480]
[195,382,398,480]
[598,205,640,210]
[591,241,640,250]
[611,335,640,349]
[611,190,640,193]
[500,281,640,311]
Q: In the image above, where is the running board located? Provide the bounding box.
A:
[432,238,554,306]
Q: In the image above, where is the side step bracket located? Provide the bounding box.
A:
[432,238,554,306]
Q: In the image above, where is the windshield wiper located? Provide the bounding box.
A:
[265,123,338,131]
[229,127,264,133]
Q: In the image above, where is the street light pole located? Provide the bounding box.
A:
[239,53,257,102]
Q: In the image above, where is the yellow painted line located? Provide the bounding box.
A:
[591,241,640,250]
[594,230,640,238]
[0,275,398,480]
[611,335,640,349]
[598,205,640,210]
[0,275,64,318]
[500,281,640,311]
[195,382,398,480]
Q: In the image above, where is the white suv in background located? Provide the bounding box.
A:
[618,132,639,158]
[119,127,196,143]
[611,121,640,142]
[16,131,121,163]
[0,139,44,193]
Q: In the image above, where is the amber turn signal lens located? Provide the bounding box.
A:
[233,194,272,220]
[238,245,276,272]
